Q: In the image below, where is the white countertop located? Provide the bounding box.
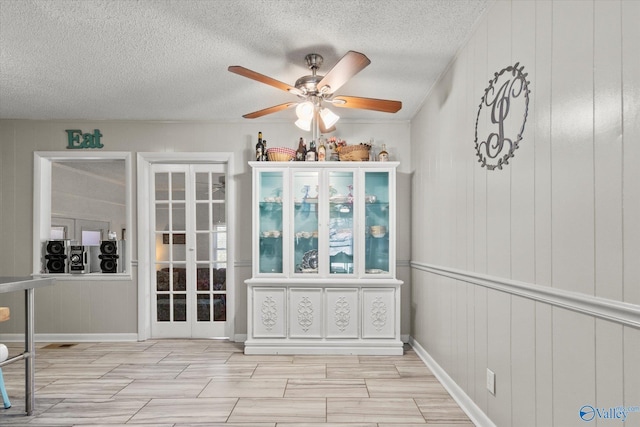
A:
[0,277,55,293]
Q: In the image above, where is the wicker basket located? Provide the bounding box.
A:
[267,147,296,162]
[338,145,370,161]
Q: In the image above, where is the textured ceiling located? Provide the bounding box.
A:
[0,0,488,123]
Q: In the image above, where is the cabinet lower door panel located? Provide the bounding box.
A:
[362,288,396,338]
[253,288,286,338]
[325,288,359,338]
[289,288,323,338]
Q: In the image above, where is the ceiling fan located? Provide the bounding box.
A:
[228,50,402,133]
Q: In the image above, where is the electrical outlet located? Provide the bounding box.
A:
[486,368,496,395]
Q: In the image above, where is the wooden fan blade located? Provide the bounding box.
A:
[243,102,297,119]
[332,95,402,113]
[317,51,370,94]
[228,66,301,94]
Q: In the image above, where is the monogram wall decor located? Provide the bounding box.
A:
[474,63,530,170]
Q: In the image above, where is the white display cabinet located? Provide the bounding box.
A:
[245,161,403,355]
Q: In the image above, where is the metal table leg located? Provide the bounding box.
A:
[25,288,35,415]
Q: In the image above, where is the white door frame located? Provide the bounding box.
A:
[137,152,235,341]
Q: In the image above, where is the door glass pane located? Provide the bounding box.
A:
[172,204,185,231]
[211,173,225,201]
[329,171,354,274]
[259,171,283,273]
[173,267,186,291]
[365,171,390,273]
[155,173,169,200]
[213,229,226,262]
[196,203,209,230]
[155,203,169,231]
[197,264,210,290]
[156,264,170,291]
[213,265,226,290]
[172,241,186,262]
[195,173,209,200]
[214,294,226,321]
[196,233,209,261]
[212,203,226,225]
[157,294,170,321]
[155,234,169,261]
[173,294,187,321]
[294,171,319,274]
[197,294,211,321]
[172,172,185,200]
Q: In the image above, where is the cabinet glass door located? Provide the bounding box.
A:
[258,171,283,273]
[329,171,354,274]
[364,171,390,274]
[293,171,319,274]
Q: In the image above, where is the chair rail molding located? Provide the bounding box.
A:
[411,261,640,329]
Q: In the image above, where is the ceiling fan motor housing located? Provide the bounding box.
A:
[295,74,323,96]
[295,53,327,96]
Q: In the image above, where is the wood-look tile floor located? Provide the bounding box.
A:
[0,340,474,426]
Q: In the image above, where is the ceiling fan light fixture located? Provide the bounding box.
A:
[296,101,314,120]
[295,118,311,131]
[320,107,340,128]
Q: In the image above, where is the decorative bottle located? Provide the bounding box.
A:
[296,137,306,161]
[318,137,326,161]
[306,141,317,161]
[262,139,268,161]
[255,131,264,161]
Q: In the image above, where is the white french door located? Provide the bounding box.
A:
[150,163,229,338]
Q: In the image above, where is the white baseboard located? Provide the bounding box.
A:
[0,333,139,343]
[409,336,496,427]
[0,333,250,344]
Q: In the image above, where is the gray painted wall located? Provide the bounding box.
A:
[0,120,412,339]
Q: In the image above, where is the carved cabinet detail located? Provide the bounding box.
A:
[252,288,286,338]
[326,288,358,338]
[290,288,322,338]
